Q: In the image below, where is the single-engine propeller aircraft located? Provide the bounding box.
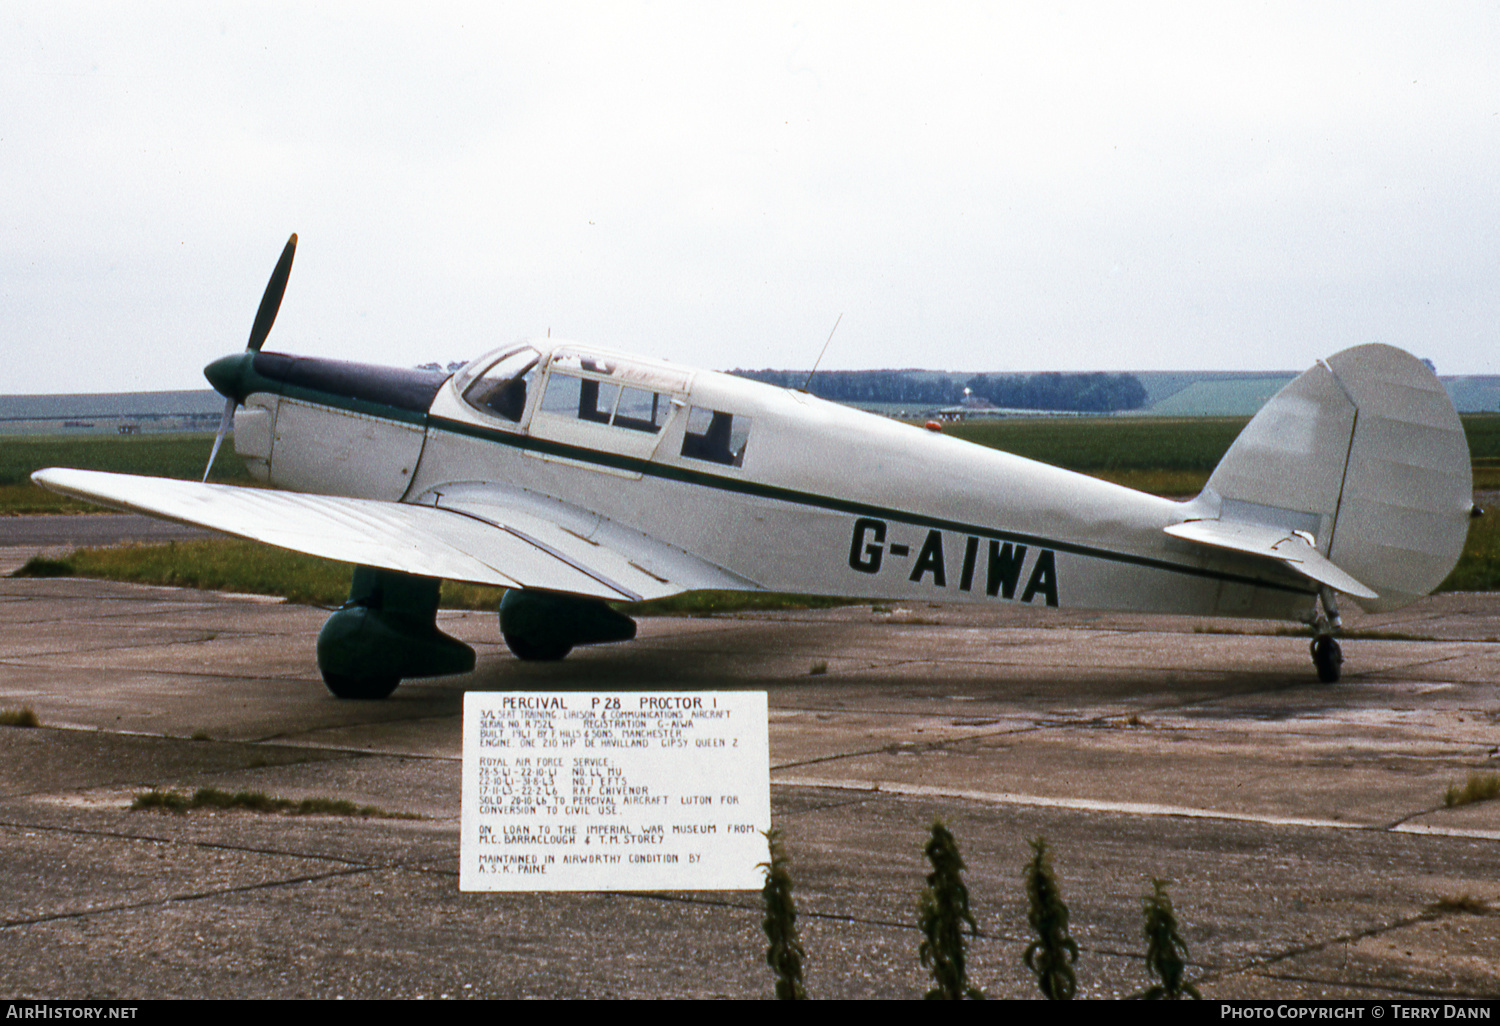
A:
[34,236,1478,698]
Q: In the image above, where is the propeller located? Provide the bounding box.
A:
[203,234,297,482]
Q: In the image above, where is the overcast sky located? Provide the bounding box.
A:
[4,2,1497,394]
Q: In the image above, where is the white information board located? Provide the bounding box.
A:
[460,691,769,891]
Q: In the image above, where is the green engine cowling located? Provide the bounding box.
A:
[316,567,475,699]
[499,589,637,661]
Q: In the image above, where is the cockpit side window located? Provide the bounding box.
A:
[681,406,751,467]
[461,346,540,423]
[542,373,620,423]
[541,372,677,436]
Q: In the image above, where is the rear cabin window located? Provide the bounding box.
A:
[613,385,670,432]
[680,406,751,467]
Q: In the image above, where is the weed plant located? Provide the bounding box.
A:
[1443,773,1500,808]
[10,556,74,578]
[760,829,807,1000]
[918,821,984,999]
[130,787,418,819]
[1140,879,1200,999]
[1427,894,1491,915]
[1023,837,1078,1000]
[0,707,41,728]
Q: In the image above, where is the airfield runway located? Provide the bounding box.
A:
[0,520,1497,999]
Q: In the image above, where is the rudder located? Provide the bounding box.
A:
[1195,344,1472,612]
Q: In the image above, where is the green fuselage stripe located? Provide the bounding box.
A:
[267,383,1309,596]
[424,414,1312,597]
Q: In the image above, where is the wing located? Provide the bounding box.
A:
[31,468,756,603]
[1164,518,1378,600]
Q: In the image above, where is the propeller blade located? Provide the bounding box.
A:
[203,395,237,482]
[246,233,298,353]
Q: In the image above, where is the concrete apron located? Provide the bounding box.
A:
[0,575,1496,999]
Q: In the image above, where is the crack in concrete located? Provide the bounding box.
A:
[1193,907,1482,996]
[0,815,404,868]
[0,865,375,931]
[1240,967,1493,999]
[767,680,1334,773]
[0,657,309,683]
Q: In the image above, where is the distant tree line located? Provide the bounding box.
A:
[963,372,1148,412]
[729,368,1147,413]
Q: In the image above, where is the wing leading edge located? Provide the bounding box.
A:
[31,468,753,603]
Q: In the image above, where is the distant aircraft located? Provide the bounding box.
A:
[34,236,1477,697]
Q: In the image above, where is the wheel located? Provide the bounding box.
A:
[503,633,573,662]
[1310,636,1342,684]
[321,671,401,699]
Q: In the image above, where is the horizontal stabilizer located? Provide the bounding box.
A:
[30,468,749,602]
[1165,519,1378,600]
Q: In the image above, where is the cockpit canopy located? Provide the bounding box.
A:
[453,342,750,467]
[454,344,541,423]
[456,343,693,427]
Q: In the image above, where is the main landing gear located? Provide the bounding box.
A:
[498,589,637,662]
[316,567,475,699]
[1306,586,1343,684]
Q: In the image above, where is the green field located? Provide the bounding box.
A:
[2,432,252,513]
[1441,512,1500,592]
[8,414,1499,600]
[18,508,1497,602]
[6,415,1496,509]
[12,542,863,613]
[941,416,1247,496]
[0,432,254,485]
[943,413,1500,493]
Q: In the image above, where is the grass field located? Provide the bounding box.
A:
[18,509,1496,604]
[2,433,252,513]
[12,541,867,614]
[5,415,1496,510]
[7,413,1499,601]
[941,416,1246,495]
[943,412,1500,493]
[1437,510,1500,592]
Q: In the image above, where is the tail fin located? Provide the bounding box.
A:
[1187,344,1472,612]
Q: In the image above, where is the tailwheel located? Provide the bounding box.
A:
[1310,635,1342,684]
[1306,585,1344,684]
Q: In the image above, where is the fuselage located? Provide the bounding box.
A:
[206,340,1318,622]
